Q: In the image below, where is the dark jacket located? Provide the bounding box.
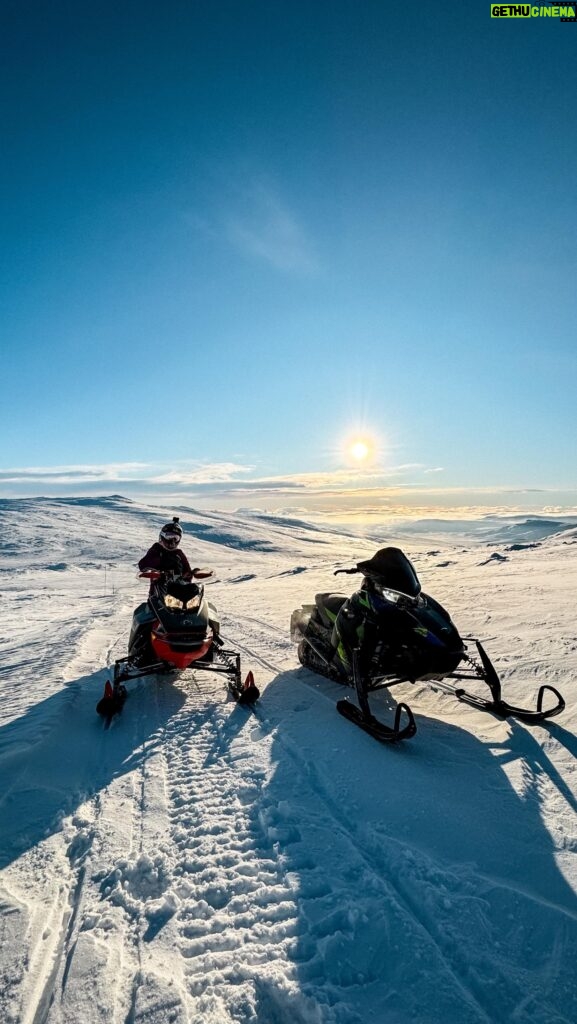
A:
[138,543,193,578]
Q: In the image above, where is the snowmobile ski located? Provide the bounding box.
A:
[337,698,417,742]
[454,641,565,722]
[230,669,260,705]
[206,637,260,704]
[98,646,259,720]
[96,679,127,725]
[336,649,417,742]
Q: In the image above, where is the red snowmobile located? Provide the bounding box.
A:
[97,568,259,720]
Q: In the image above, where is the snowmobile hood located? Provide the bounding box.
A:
[356,547,421,598]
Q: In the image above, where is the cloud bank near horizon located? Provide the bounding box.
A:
[0,459,430,489]
[1,460,576,514]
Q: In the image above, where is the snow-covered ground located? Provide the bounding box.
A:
[1,496,576,1024]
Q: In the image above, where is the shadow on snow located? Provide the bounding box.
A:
[244,669,577,1023]
[0,669,188,871]
[1,662,576,1022]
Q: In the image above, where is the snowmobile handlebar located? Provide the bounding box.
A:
[138,568,214,581]
[334,567,359,576]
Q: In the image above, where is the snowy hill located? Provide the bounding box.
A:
[1,497,576,1024]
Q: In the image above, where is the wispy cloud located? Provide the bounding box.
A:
[0,461,253,487]
[0,461,516,495]
[244,464,426,490]
[148,463,254,485]
[0,462,149,483]
[0,459,427,492]
[222,179,319,275]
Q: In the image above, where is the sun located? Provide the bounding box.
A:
[346,436,376,465]
[335,427,382,470]
[350,439,371,462]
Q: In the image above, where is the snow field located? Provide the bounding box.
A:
[1,497,576,1023]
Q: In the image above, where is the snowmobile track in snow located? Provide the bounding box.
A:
[218,621,577,1023]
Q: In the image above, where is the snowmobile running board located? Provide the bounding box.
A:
[454,640,565,723]
[336,649,418,743]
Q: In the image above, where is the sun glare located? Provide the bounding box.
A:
[334,426,382,471]
[346,435,377,465]
[350,440,370,462]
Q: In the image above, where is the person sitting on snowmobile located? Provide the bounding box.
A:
[138,518,195,581]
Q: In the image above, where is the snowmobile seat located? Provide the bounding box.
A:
[315,592,347,629]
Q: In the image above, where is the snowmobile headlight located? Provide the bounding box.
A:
[164,594,184,610]
[185,595,201,611]
[377,585,424,608]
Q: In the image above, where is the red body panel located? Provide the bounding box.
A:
[151,629,213,669]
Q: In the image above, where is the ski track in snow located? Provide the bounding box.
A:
[1,498,577,1023]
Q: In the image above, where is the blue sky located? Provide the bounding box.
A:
[1,1,576,512]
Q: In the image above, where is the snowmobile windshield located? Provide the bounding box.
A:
[356,547,422,598]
